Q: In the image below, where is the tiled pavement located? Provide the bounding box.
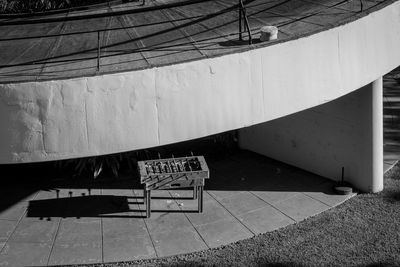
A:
[0,151,357,266]
[0,69,399,266]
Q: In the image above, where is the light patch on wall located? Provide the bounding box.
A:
[129,90,138,111]
[209,65,216,75]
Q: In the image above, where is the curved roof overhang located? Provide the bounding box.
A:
[0,0,399,163]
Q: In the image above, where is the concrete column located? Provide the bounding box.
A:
[370,77,383,192]
[239,78,384,193]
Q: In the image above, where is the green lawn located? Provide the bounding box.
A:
[89,164,400,267]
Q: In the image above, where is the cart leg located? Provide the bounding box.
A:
[145,189,151,218]
[193,186,198,199]
[198,186,203,213]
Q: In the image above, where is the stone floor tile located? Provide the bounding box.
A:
[251,190,301,205]
[207,190,247,201]
[273,193,330,222]
[102,189,135,197]
[303,182,356,207]
[151,226,208,257]
[136,190,193,232]
[85,190,143,218]
[0,242,51,267]
[0,202,27,221]
[55,188,101,198]
[207,166,279,192]
[218,191,268,216]
[34,189,61,200]
[25,191,39,202]
[100,202,144,218]
[288,171,330,187]
[35,188,101,200]
[137,190,170,198]
[54,218,101,244]
[1,187,38,203]
[104,234,156,262]
[185,193,234,226]
[169,189,212,212]
[0,220,17,244]
[261,174,309,192]
[103,219,156,263]
[2,189,38,203]
[237,206,294,234]
[48,242,102,266]
[134,189,180,214]
[8,217,60,243]
[102,217,149,239]
[145,212,193,234]
[239,173,282,191]
[168,189,198,200]
[194,217,253,248]
[28,193,133,219]
[139,192,180,211]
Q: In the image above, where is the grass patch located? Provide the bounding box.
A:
[85,163,400,267]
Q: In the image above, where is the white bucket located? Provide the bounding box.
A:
[260,26,278,41]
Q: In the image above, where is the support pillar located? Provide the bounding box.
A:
[370,77,383,192]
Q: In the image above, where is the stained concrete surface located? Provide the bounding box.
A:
[0,0,392,83]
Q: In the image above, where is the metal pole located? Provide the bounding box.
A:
[240,0,252,45]
[193,186,198,199]
[97,31,101,72]
[341,167,344,184]
[238,0,243,41]
[198,186,203,213]
[145,189,151,218]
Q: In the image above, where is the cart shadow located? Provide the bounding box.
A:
[26,193,200,219]
[27,195,138,218]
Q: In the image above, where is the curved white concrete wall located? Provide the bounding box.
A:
[1,1,400,163]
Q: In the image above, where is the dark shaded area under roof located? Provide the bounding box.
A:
[0,0,393,83]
